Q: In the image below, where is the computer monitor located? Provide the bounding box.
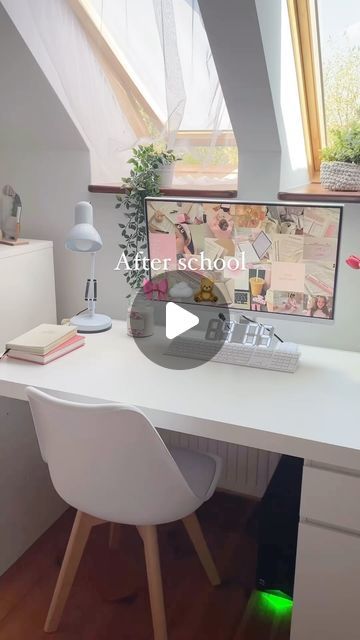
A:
[145,197,343,321]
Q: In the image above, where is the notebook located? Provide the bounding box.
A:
[6,324,77,355]
[7,334,85,364]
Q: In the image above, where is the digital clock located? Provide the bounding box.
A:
[205,318,274,348]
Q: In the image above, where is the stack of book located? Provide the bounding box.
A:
[6,324,85,365]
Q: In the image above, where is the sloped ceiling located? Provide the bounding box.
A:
[0,4,87,151]
[198,0,280,154]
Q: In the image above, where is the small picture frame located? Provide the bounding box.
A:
[0,185,28,246]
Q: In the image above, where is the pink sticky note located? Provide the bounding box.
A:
[149,233,177,272]
[271,262,305,293]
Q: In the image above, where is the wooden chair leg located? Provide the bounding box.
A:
[137,525,168,640]
[109,523,122,550]
[182,512,221,586]
[44,511,105,633]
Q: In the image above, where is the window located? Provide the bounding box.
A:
[288,0,360,179]
[69,0,237,185]
[317,0,360,135]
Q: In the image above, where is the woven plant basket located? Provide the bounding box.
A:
[320,161,360,191]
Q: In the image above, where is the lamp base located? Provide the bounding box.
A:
[70,312,112,333]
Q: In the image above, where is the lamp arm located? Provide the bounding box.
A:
[84,252,97,317]
[90,251,96,281]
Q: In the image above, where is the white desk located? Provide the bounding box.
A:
[1,320,360,639]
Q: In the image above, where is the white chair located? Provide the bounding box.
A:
[27,387,222,640]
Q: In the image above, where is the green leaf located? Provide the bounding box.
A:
[115,143,179,283]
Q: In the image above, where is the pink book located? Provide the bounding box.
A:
[7,334,85,365]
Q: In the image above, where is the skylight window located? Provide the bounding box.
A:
[288,0,360,176]
[317,0,360,136]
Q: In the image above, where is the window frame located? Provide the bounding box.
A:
[287,0,326,180]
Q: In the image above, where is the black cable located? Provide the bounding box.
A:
[0,348,10,360]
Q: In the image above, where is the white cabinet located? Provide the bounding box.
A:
[0,239,57,350]
[0,240,65,575]
[291,523,360,640]
[291,462,360,640]
[301,465,360,533]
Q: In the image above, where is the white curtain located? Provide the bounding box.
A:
[12,0,237,185]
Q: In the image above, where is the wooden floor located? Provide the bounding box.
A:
[0,493,291,639]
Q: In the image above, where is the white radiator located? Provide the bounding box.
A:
[160,429,280,499]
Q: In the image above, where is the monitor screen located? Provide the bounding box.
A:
[145,198,342,320]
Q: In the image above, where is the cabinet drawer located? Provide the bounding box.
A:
[301,465,360,532]
[291,522,360,640]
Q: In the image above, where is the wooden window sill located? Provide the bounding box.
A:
[278,182,360,204]
[88,185,237,198]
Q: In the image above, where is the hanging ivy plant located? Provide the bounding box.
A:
[116,144,180,292]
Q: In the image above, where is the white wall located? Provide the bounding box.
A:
[0,3,129,323]
[199,0,308,192]
[0,149,129,321]
[198,0,282,200]
[255,0,309,189]
[0,0,86,151]
[0,4,86,153]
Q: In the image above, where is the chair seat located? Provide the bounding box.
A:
[169,447,222,501]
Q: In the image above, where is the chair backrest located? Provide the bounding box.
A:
[27,387,200,525]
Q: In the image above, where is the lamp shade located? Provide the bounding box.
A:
[65,201,102,252]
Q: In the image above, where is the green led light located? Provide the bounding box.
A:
[257,590,293,618]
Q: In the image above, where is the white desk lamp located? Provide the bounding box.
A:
[65,201,112,333]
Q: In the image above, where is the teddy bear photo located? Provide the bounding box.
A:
[194,277,218,303]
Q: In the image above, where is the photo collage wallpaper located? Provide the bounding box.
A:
[146,200,342,320]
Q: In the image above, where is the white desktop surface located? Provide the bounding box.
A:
[1,320,360,470]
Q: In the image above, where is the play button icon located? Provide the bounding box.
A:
[128,273,231,370]
[165,302,199,339]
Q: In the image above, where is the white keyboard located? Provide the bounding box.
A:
[165,338,300,373]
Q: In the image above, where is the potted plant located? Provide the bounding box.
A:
[320,122,360,191]
[116,144,180,292]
